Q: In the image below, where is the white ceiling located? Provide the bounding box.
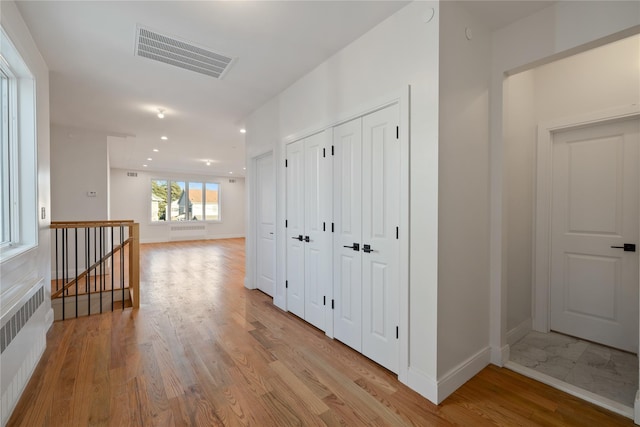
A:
[15,1,556,178]
[15,1,410,177]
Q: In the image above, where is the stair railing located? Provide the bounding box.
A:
[50,220,139,320]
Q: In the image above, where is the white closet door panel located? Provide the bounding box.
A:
[361,104,400,373]
[304,132,327,330]
[286,140,305,318]
[333,118,363,351]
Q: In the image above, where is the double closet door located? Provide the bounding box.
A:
[333,104,401,373]
[286,131,332,331]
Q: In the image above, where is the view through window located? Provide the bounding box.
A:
[151,179,220,222]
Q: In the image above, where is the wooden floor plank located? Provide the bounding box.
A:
[6,238,635,426]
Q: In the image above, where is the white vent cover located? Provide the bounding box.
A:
[135,25,234,79]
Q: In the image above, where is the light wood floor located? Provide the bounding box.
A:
[8,238,634,426]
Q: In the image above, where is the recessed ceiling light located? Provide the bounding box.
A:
[143,164,148,167]
[147,157,152,161]
[229,171,233,174]
[157,109,165,119]
[206,160,211,166]
[153,148,159,152]
[240,128,246,134]
[160,136,168,140]
[243,167,246,170]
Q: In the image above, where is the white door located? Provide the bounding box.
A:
[333,118,363,352]
[286,140,305,318]
[256,152,276,296]
[304,132,328,330]
[361,105,400,372]
[551,117,639,353]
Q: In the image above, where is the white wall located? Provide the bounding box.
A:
[504,35,640,337]
[436,1,491,391]
[245,0,441,400]
[110,168,245,243]
[489,1,640,366]
[0,1,52,424]
[50,125,109,222]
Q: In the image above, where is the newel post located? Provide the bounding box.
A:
[129,223,140,308]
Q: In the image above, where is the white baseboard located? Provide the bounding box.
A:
[141,234,245,244]
[507,318,532,346]
[506,361,634,420]
[403,366,438,404]
[634,390,640,424]
[437,347,491,403]
[490,344,509,366]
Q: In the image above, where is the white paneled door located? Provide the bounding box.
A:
[286,132,332,330]
[333,117,363,352]
[361,105,400,371]
[286,140,305,318]
[256,152,276,297]
[303,132,330,330]
[333,103,400,372]
[551,117,639,353]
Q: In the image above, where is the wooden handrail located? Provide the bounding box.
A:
[50,220,140,318]
[51,237,132,299]
[51,220,134,229]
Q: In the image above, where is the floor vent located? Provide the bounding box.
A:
[135,25,235,79]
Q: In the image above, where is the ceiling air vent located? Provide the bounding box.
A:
[134,25,234,79]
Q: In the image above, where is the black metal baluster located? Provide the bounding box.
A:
[86,227,91,317]
[111,226,115,311]
[74,227,78,318]
[55,229,59,291]
[121,225,125,310]
[99,226,103,313]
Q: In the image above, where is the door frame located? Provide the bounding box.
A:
[533,105,640,333]
[249,149,275,292]
[251,150,278,298]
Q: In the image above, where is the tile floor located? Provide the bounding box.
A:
[510,331,638,407]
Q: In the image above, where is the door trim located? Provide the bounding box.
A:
[533,105,640,332]
[248,149,275,291]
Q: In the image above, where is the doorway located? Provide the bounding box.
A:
[502,34,640,417]
[255,151,276,296]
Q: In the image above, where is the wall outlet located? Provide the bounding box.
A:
[87,191,97,197]
[41,207,46,220]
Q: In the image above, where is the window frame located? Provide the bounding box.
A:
[149,177,222,224]
[0,26,37,262]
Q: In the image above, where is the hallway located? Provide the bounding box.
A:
[6,239,634,426]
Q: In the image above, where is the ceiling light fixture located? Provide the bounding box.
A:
[143,164,148,167]
[157,109,165,119]
[153,149,159,152]
[147,157,152,161]
[160,136,168,140]
[240,128,246,134]
[206,161,211,166]
[229,171,233,174]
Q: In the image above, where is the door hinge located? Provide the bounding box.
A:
[396,226,399,239]
[285,219,288,228]
[331,299,335,309]
[323,296,326,306]
[285,159,288,167]
[331,223,335,232]
[323,148,326,158]
[396,126,399,139]
[323,222,326,231]
[286,280,288,289]
[396,326,399,339]
[331,145,335,156]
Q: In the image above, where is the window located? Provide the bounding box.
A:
[150,179,220,223]
[1,68,10,245]
[0,27,37,261]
